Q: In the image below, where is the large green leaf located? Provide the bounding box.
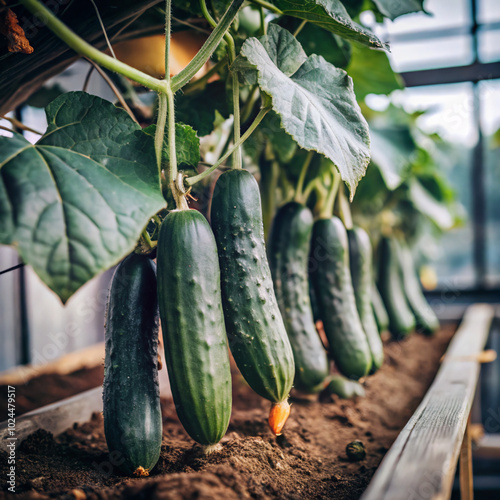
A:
[372,0,426,21]
[347,42,404,100]
[271,0,388,49]
[0,92,165,302]
[234,24,370,197]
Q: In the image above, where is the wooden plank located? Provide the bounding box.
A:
[459,418,473,500]
[0,387,102,452]
[361,304,495,500]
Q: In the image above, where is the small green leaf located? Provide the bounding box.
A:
[144,123,200,168]
[234,24,370,197]
[0,92,165,302]
[347,42,404,101]
[175,81,230,136]
[372,0,426,21]
[271,0,388,49]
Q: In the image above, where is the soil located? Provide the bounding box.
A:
[0,324,456,500]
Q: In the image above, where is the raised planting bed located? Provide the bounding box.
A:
[0,322,457,499]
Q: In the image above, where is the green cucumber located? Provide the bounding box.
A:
[371,282,389,334]
[397,241,439,335]
[269,202,329,393]
[310,217,372,379]
[377,236,415,339]
[347,227,384,373]
[157,209,232,446]
[211,169,295,404]
[324,375,365,399]
[103,253,162,476]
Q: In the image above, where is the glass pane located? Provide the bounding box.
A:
[480,79,500,287]
[478,28,500,63]
[478,0,500,24]
[387,35,474,73]
[382,0,471,35]
[392,83,476,289]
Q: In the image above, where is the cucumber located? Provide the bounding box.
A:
[377,236,415,339]
[310,217,372,379]
[269,202,329,393]
[103,253,162,476]
[157,209,232,446]
[210,169,295,406]
[371,282,389,334]
[347,227,384,373]
[397,241,439,335]
[324,375,365,399]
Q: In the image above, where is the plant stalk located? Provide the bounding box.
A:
[294,151,314,203]
[200,0,241,169]
[171,0,244,92]
[185,106,270,186]
[337,183,353,229]
[318,169,341,220]
[20,0,167,93]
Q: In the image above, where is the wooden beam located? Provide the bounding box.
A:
[361,304,495,500]
[459,417,473,500]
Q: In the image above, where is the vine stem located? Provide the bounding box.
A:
[294,151,314,203]
[337,183,353,229]
[185,106,271,186]
[183,57,227,94]
[20,0,167,93]
[293,20,307,37]
[171,0,245,92]
[249,0,283,14]
[155,94,167,175]
[318,169,341,220]
[19,0,243,95]
[200,0,241,169]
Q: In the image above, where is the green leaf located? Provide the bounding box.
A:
[234,24,370,197]
[175,82,230,136]
[0,92,165,303]
[144,123,200,168]
[347,42,404,100]
[271,0,388,49]
[276,17,352,68]
[372,0,426,21]
[408,178,454,230]
[370,123,417,190]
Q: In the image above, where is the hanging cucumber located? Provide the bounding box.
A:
[377,236,415,339]
[347,227,384,373]
[269,202,329,394]
[323,374,365,399]
[157,209,232,447]
[211,169,295,435]
[371,281,389,334]
[310,217,372,379]
[397,241,439,335]
[103,253,162,476]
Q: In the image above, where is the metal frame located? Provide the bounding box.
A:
[394,0,500,291]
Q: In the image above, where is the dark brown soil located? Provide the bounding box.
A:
[1,324,456,500]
